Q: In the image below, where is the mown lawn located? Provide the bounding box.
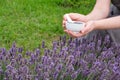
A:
[0,0,95,51]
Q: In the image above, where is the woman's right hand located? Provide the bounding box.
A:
[62,13,88,29]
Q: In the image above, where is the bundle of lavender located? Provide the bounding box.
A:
[0,34,120,80]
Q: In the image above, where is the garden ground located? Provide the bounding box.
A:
[0,0,95,51]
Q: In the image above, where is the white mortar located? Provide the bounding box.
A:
[66,21,85,33]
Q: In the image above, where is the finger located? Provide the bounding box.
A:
[62,21,67,30]
[62,14,68,29]
[67,13,81,21]
[81,24,90,34]
[80,21,95,37]
[64,30,75,37]
[64,30,69,33]
[81,28,88,34]
[69,13,87,22]
[64,30,85,38]
[62,20,66,27]
[69,13,76,20]
[64,30,71,36]
[63,14,67,21]
[68,30,85,38]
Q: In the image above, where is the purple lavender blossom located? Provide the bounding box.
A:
[71,71,78,79]
[35,48,40,57]
[42,41,45,48]
[66,64,74,75]
[18,47,23,53]
[1,48,6,56]
[0,34,120,80]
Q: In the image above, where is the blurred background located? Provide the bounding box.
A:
[0,0,95,51]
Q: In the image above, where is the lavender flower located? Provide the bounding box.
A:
[42,41,45,48]
[18,47,23,53]
[0,34,120,80]
[71,71,78,80]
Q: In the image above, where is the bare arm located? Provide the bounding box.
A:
[95,16,120,30]
[65,16,120,38]
[86,0,111,21]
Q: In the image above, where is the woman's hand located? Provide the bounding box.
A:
[62,13,87,29]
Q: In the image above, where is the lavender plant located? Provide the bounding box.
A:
[0,33,120,80]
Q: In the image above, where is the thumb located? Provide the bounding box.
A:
[81,24,89,34]
[81,28,87,33]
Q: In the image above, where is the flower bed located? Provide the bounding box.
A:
[0,34,120,80]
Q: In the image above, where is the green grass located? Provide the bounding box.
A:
[0,0,95,51]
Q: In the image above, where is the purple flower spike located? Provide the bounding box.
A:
[26,51,31,56]
[22,65,29,74]
[71,71,78,80]
[41,56,48,65]
[18,47,23,53]
[0,54,4,60]
[56,64,63,72]
[52,41,58,50]
[3,78,8,80]
[100,69,110,80]
[31,53,36,61]
[85,53,96,63]
[17,53,22,61]
[10,59,16,67]
[53,70,59,79]
[44,72,49,79]
[66,64,74,74]
[1,48,6,56]
[66,55,75,65]
[42,41,45,48]
[49,62,55,70]
[35,48,40,56]
[6,65,14,71]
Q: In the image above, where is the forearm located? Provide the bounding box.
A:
[86,0,111,21]
[95,16,120,30]
[86,9,110,21]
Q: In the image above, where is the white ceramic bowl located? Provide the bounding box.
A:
[66,21,85,33]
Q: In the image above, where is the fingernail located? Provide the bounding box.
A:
[81,30,84,33]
